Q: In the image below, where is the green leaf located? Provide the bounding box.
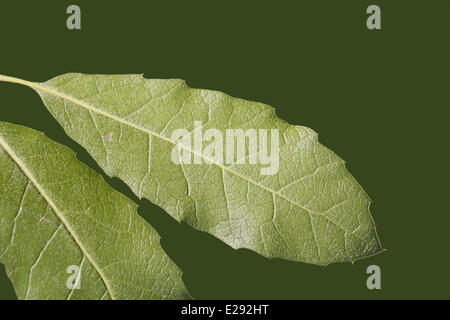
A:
[0,121,188,300]
[0,74,383,266]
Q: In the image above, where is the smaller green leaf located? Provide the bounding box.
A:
[0,121,188,300]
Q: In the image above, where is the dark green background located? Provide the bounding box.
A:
[0,0,449,299]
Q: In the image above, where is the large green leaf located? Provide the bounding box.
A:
[0,74,383,266]
[0,121,188,299]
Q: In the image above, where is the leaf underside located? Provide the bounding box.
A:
[1,74,383,266]
[0,122,188,299]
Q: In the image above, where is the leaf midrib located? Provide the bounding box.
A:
[0,134,115,299]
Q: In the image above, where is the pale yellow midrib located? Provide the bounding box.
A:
[0,74,368,246]
[0,135,116,300]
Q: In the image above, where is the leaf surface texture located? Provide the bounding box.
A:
[0,74,383,265]
[0,121,188,299]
